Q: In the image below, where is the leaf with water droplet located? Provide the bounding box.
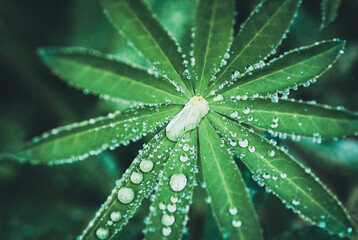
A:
[38,47,187,105]
[193,0,235,95]
[79,130,175,240]
[211,98,358,139]
[204,0,301,97]
[145,130,197,240]
[199,118,263,240]
[321,0,341,30]
[211,40,345,99]
[15,104,181,164]
[208,111,357,238]
[101,0,193,96]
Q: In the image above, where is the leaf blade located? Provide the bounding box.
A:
[210,98,358,138]
[204,0,301,96]
[321,0,341,29]
[79,130,175,240]
[199,117,263,240]
[101,0,193,96]
[211,40,345,99]
[193,0,235,95]
[208,111,357,238]
[16,104,181,164]
[145,130,197,240]
[39,47,187,105]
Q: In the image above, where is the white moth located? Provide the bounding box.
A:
[166,96,209,141]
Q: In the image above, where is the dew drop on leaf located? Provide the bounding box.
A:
[167,204,177,213]
[162,227,172,236]
[229,207,238,215]
[161,214,175,226]
[130,172,143,184]
[110,211,122,222]
[239,139,249,148]
[248,146,256,153]
[180,153,189,162]
[183,144,190,152]
[169,173,187,192]
[96,227,109,239]
[232,220,242,228]
[117,187,135,204]
[140,159,154,172]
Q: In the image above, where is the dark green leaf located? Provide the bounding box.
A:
[80,130,175,240]
[145,130,197,240]
[204,0,301,96]
[210,40,345,99]
[208,111,357,238]
[199,118,263,240]
[321,0,341,30]
[193,0,235,95]
[210,98,358,138]
[39,48,187,105]
[16,104,181,164]
[101,0,193,96]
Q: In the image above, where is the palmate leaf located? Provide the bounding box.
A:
[211,98,358,138]
[101,0,193,96]
[204,0,301,96]
[321,0,341,30]
[193,0,235,95]
[16,104,181,164]
[145,130,197,240]
[209,40,345,99]
[79,130,175,240]
[208,111,357,238]
[39,48,187,105]
[199,118,263,240]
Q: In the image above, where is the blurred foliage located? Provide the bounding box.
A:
[0,0,357,239]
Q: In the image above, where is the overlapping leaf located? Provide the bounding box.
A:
[39,48,187,104]
[16,104,181,164]
[211,98,358,138]
[79,130,175,240]
[321,0,341,29]
[209,40,345,99]
[204,0,301,96]
[101,0,193,96]
[193,0,235,95]
[208,111,357,238]
[145,130,197,240]
[199,118,263,240]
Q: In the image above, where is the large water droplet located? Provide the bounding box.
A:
[162,227,172,236]
[180,153,189,162]
[239,139,248,148]
[96,227,109,239]
[229,207,238,215]
[140,159,154,172]
[167,204,177,213]
[169,173,187,192]
[161,214,175,226]
[130,172,143,184]
[232,220,242,228]
[243,107,250,115]
[117,187,135,204]
[110,211,122,222]
[183,144,190,152]
[248,146,256,153]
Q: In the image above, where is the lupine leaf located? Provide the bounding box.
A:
[101,0,193,96]
[204,0,301,97]
[145,130,197,240]
[193,0,235,95]
[79,130,175,240]
[39,48,187,105]
[199,118,263,240]
[208,111,357,238]
[210,98,358,139]
[210,40,345,99]
[16,105,181,164]
[321,0,341,30]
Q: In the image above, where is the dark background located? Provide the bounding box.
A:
[0,0,357,239]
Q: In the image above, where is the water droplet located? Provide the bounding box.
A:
[230,111,239,118]
[180,153,189,162]
[140,159,154,172]
[239,139,248,148]
[170,196,179,203]
[183,144,190,152]
[280,173,287,179]
[110,211,122,222]
[213,94,224,101]
[268,150,275,157]
[162,227,172,236]
[292,199,300,206]
[229,207,238,215]
[248,146,256,153]
[161,214,175,226]
[318,221,326,228]
[232,220,242,228]
[96,227,109,239]
[117,187,135,204]
[243,107,250,115]
[230,140,237,147]
[130,172,143,184]
[167,204,177,213]
[169,173,187,192]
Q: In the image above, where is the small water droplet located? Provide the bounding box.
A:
[161,214,175,226]
[292,199,300,206]
[169,173,187,192]
[162,227,172,236]
[167,204,177,213]
[232,220,242,228]
[183,144,190,152]
[117,187,135,204]
[243,107,250,115]
[180,153,189,162]
[130,172,143,184]
[96,227,109,239]
[248,146,256,153]
[140,159,154,172]
[239,139,248,148]
[280,173,287,179]
[110,211,122,222]
[229,207,238,215]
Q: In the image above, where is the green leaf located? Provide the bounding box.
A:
[39,48,187,105]
[199,118,263,240]
[204,0,301,97]
[79,130,175,240]
[321,0,341,30]
[101,0,193,96]
[193,0,235,95]
[16,104,181,164]
[208,111,357,238]
[145,130,197,240]
[210,98,358,139]
[210,40,345,99]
